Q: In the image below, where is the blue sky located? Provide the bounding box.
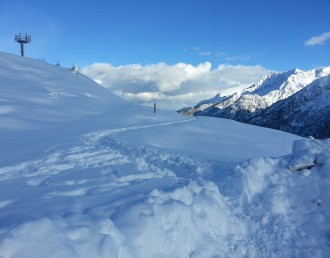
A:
[1,0,330,109]
[1,0,329,70]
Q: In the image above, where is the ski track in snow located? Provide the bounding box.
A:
[0,117,197,181]
[83,117,197,144]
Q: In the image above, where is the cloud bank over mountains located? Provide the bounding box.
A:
[82,62,271,110]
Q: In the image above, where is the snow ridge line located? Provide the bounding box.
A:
[83,117,196,145]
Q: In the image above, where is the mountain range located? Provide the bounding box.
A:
[178,67,330,139]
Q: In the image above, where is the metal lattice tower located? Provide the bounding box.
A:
[14,33,31,57]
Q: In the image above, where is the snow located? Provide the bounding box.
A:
[114,116,299,168]
[0,52,330,257]
[289,138,330,171]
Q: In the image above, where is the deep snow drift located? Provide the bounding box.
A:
[0,52,329,257]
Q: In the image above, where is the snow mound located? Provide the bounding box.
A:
[237,138,330,257]
[289,138,330,171]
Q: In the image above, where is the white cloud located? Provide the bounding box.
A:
[226,54,252,62]
[305,31,330,46]
[82,62,271,110]
[191,47,212,57]
[199,51,212,56]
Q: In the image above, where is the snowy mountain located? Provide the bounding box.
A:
[179,67,330,138]
[1,52,330,257]
[250,75,330,138]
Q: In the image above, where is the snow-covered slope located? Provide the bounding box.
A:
[0,52,330,257]
[0,52,183,165]
[179,67,330,138]
[0,52,124,128]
